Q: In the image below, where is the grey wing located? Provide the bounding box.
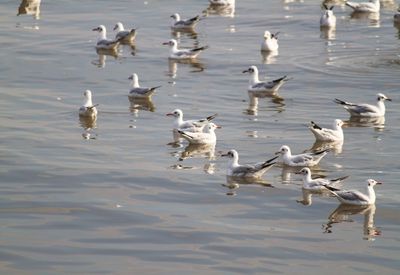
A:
[350,104,377,114]
[232,165,256,175]
[252,81,273,89]
[336,190,369,202]
[130,88,151,95]
[291,154,312,164]
[97,39,117,46]
[117,31,130,39]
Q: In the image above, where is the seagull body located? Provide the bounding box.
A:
[177,123,220,144]
[128,73,161,98]
[113,22,137,44]
[79,90,98,117]
[345,0,380,13]
[166,109,217,132]
[92,25,121,50]
[309,119,344,142]
[275,145,328,167]
[243,65,289,93]
[326,179,382,205]
[334,93,391,117]
[163,39,208,60]
[170,13,201,30]
[261,31,279,52]
[320,5,336,28]
[222,149,278,178]
[209,0,235,5]
[296,167,348,191]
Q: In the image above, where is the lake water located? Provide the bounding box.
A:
[1,0,400,274]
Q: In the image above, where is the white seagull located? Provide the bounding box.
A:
[308,119,344,142]
[162,39,208,60]
[325,179,382,205]
[177,122,220,144]
[320,5,336,28]
[128,73,161,98]
[275,145,329,167]
[261,31,279,52]
[243,65,289,93]
[170,13,201,30]
[345,0,380,13]
[222,149,278,178]
[295,167,348,191]
[92,25,121,50]
[166,109,217,131]
[79,90,98,117]
[334,93,391,117]
[113,22,137,44]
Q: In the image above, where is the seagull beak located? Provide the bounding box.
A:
[128,76,133,80]
[215,125,222,129]
[92,27,100,32]
[113,25,118,31]
[386,98,392,101]
[376,181,383,185]
[275,151,281,155]
[166,113,174,116]
[294,171,302,174]
[242,69,250,73]
[162,42,170,45]
[221,153,229,157]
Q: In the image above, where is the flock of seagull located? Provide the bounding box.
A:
[77,0,398,207]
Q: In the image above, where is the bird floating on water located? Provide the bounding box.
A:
[79,90,98,117]
[170,13,201,30]
[320,5,336,28]
[128,73,161,98]
[243,65,289,93]
[92,25,121,50]
[162,39,208,59]
[334,93,391,117]
[308,119,344,142]
[296,167,348,191]
[275,145,328,167]
[261,31,279,52]
[345,0,380,13]
[113,22,137,44]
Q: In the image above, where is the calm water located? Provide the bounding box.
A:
[1,0,400,274]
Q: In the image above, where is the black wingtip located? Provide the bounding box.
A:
[272,75,288,83]
[207,113,218,121]
[334,98,345,105]
[310,121,322,130]
[150,85,162,91]
[266,155,279,164]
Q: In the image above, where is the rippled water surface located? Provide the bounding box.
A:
[1,0,400,274]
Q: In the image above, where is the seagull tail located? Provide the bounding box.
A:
[177,130,193,140]
[265,155,279,164]
[345,1,357,10]
[272,75,288,83]
[334,98,348,105]
[206,113,218,121]
[192,45,209,52]
[150,85,162,91]
[313,148,330,156]
[323,185,341,192]
[87,104,99,110]
[310,121,322,130]
[331,175,350,183]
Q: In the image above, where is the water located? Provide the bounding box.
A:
[1,0,400,274]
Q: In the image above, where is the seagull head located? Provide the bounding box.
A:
[162,39,177,47]
[166,108,183,118]
[367,179,382,187]
[208,122,222,131]
[377,93,391,102]
[295,167,311,176]
[242,65,258,74]
[84,89,92,98]
[92,25,106,33]
[221,149,238,159]
[275,145,290,156]
[334,119,344,128]
[170,13,180,21]
[128,73,138,81]
[113,22,124,31]
[263,31,271,39]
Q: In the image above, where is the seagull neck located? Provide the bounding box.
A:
[175,14,181,22]
[249,72,260,85]
[170,44,178,54]
[367,185,376,204]
[304,174,312,184]
[131,77,139,88]
[98,31,107,41]
[230,155,240,168]
[84,97,93,107]
[377,100,385,114]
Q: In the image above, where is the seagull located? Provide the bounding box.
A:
[295,167,348,191]
[222,149,278,178]
[334,93,391,117]
[162,39,208,59]
[345,0,380,13]
[113,22,137,44]
[92,25,121,50]
[320,5,336,28]
[128,73,161,98]
[177,123,220,144]
[325,179,382,205]
[308,119,344,142]
[275,145,329,167]
[170,13,201,30]
[79,90,98,117]
[243,65,289,93]
[261,31,279,52]
[166,109,217,131]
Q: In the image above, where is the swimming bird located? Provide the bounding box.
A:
[128,73,161,98]
[325,179,382,205]
[177,123,220,144]
[166,109,217,131]
[170,13,201,30]
[113,22,137,44]
[243,65,289,93]
[345,0,380,13]
[162,39,208,60]
[79,90,98,117]
[222,149,278,178]
[308,119,344,142]
[320,5,336,28]
[92,25,121,50]
[295,167,348,191]
[261,31,279,52]
[275,145,329,167]
[334,93,391,117]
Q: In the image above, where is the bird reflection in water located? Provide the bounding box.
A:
[167,59,205,79]
[79,116,97,140]
[171,29,198,41]
[178,143,216,161]
[222,176,273,196]
[18,0,41,19]
[345,116,385,132]
[203,2,235,18]
[350,11,380,27]
[323,204,381,241]
[307,140,343,155]
[320,26,336,40]
[297,188,335,206]
[261,50,279,65]
[246,92,285,116]
[280,165,325,184]
[92,48,120,68]
[129,97,155,115]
